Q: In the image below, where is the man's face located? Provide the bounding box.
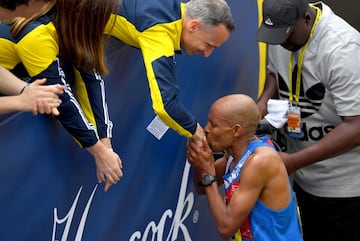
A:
[181,20,230,57]
[280,18,310,52]
[204,108,234,152]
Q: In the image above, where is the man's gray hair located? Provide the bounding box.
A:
[185,0,235,32]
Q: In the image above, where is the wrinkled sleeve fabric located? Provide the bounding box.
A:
[74,68,113,139]
[13,22,99,147]
[138,29,197,137]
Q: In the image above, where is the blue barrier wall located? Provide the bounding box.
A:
[0,1,261,240]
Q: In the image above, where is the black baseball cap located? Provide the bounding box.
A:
[256,0,308,44]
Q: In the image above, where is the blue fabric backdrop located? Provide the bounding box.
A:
[0,1,261,240]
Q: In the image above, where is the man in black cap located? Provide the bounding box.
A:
[256,0,360,240]
[257,0,308,45]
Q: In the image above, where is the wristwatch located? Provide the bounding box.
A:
[198,174,217,187]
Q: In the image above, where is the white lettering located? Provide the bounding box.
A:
[129,161,194,241]
[52,185,97,241]
[52,161,195,241]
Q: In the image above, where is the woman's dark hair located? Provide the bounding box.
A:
[10,0,120,75]
[54,0,119,74]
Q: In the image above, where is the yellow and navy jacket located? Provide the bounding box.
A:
[105,0,197,137]
[0,15,112,147]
